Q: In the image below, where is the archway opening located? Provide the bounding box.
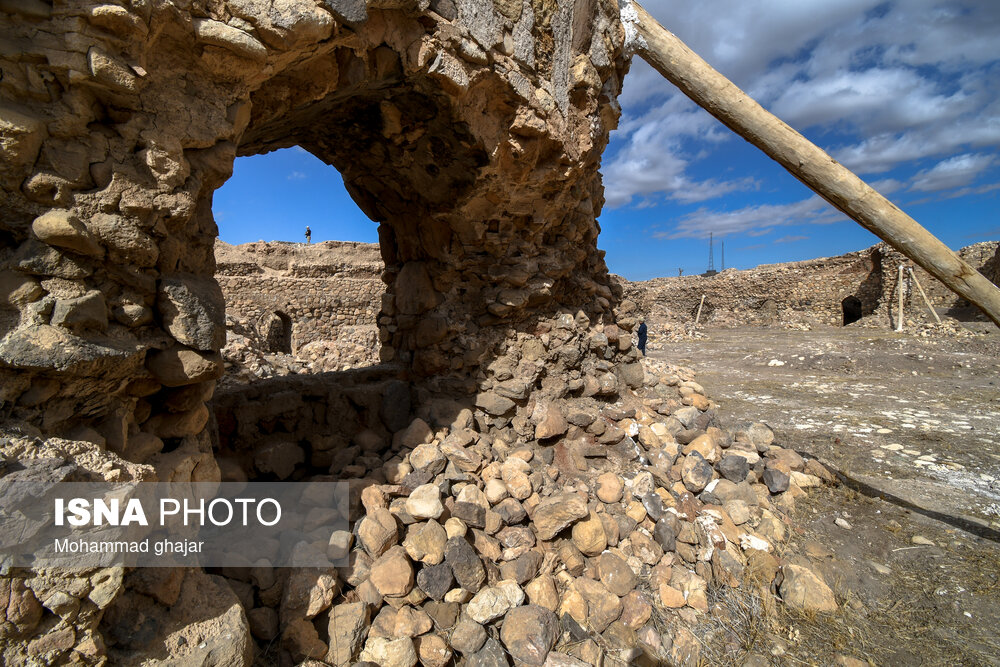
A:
[263,311,293,354]
[212,147,385,379]
[842,295,863,325]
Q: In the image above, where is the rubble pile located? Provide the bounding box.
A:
[210,350,840,666]
[220,314,378,385]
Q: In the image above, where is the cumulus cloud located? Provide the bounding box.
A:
[603,0,1000,217]
[653,196,847,240]
[603,95,757,207]
[910,153,996,192]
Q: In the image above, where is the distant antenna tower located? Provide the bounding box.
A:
[721,240,725,271]
[702,233,718,276]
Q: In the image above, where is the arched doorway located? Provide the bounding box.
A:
[842,296,863,325]
[262,311,293,354]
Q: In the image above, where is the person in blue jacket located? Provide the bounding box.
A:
[637,319,648,356]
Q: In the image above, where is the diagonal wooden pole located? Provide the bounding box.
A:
[622,1,1000,328]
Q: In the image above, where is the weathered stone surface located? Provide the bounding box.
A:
[417,562,454,601]
[500,605,559,666]
[158,274,226,351]
[532,493,588,540]
[779,564,838,612]
[101,570,252,666]
[0,578,43,637]
[717,454,750,482]
[572,578,622,633]
[403,519,447,565]
[416,633,453,667]
[597,552,637,597]
[146,346,224,387]
[359,635,418,667]
[405,484,444,520]
[571,511,607,556]
[445,537,485,592]
[467,580,524,623]
[596,471,624,503]
[31,210,103,257]
[450,616,488,655]
[762,468,790,494]
[370,547,415,597]
[681,452,713,493]
[51,291,108,331]
[359,507,399,557]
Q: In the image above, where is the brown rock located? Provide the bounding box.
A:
[534,401,568,439]
[282,618,327,662]
[571,511,607,556]
[393,606,433,637]
[416,634,453,667]
[370,547,415,597]
[403,519,448,565]
[359,507,399,557]
[597,552,637,596]
[620,590,652,629]
[572,578,622,632]
[326,602,370,665]
[596,471,624,503]
[680,452,713,493]
[525,575,559,612]
[658,583,686,608]
[532,492,588,540]
[779,564,838,612]
[500,605,559,666]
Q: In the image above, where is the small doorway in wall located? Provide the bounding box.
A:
[263,311,293,354]
[842,296,863,325]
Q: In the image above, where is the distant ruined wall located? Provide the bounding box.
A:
[625,245,884,328]
[216,240,382,351]
[625,242,999,329]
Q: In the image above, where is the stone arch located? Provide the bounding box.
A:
[0,0,633,463]
[841,295,862,325]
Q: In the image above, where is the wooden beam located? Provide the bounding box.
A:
[624,1,1000,328]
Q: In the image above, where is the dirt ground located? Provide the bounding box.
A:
[652,324,1000,666]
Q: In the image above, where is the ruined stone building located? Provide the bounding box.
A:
[1,0,994,664]
[625,241,1000,329]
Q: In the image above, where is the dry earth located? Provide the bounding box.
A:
[652,324,1000,665]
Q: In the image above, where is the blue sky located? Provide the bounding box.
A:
[215,0,1000,281]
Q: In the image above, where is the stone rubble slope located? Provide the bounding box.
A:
[212,350,841,667]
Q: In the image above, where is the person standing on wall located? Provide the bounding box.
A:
[637,319,648,356]
[305,226,312,244]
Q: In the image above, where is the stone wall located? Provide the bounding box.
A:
[0,0,632,454]
[216,239,382,352]
[624,241,999,330]
[0,2,636,662]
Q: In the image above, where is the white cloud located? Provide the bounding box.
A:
[869,178,905,195]
[288,171,306,180]
[603,0,1000,214]
[653,196,847,240]
[603,95,756,207]
[910,153,997,192]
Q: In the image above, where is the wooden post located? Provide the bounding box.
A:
[694,294,706,326]
[895,264,905,332]
[623,1,1000,329]
[909,267,942,324]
